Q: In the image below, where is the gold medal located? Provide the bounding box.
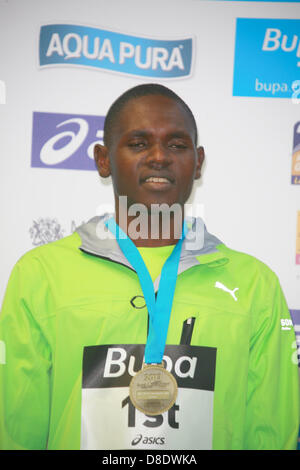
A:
[129,363,178,416]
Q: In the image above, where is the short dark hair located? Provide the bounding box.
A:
[103,83,198,147]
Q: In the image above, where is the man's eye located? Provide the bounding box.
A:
[169,142,187,149]
[128,141,146,148]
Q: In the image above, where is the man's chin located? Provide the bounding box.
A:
[115,194,185,217]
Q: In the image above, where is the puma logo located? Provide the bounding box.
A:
[215,281,239,301]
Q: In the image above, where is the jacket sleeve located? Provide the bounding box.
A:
[244,273,300,450]
[0,258,52,450]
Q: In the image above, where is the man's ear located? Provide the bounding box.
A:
[195,146,205,180]
[94,144,111,178]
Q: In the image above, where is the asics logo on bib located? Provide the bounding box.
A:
[131,434,165,446]
[131,434,143,445]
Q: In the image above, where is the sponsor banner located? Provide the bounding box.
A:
[296,211,300,265]
[39,24,194,79]
[233,19,300,98]
[292,122,300,185]
[81,344,216,450]
[31,111,104,170]
[290,309,300,367]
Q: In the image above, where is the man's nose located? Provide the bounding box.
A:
[146,142,170,166]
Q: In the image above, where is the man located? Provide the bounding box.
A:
[0,84,299,450]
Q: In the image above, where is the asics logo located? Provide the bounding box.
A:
[215,281,239,301]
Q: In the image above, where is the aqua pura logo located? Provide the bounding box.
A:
[233,19,300,98]
[39,24,194,79]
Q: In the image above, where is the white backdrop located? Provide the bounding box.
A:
[0,0,299,315]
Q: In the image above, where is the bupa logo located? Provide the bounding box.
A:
[31,111,104,170]
[82,344,216,391]
[39,24,194,79]
[103,346,198,382]
[233,18,300,98]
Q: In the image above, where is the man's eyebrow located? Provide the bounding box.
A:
[167,131,192,140]
[125,130,193,139]
[125,130,150,138]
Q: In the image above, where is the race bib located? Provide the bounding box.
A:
[80,341,217,450]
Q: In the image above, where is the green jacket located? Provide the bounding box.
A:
[0,216,299,450]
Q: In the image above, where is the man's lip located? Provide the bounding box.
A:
[140,175,175,184]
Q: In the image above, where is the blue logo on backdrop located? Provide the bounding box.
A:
[31,111,104,171]
[233,19,300,98]
[39,24,194,79]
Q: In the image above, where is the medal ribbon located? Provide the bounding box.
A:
[105,217,187,364]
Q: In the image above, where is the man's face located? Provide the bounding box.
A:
[95,94,204,211]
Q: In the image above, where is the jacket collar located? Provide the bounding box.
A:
[76,214,229,286]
